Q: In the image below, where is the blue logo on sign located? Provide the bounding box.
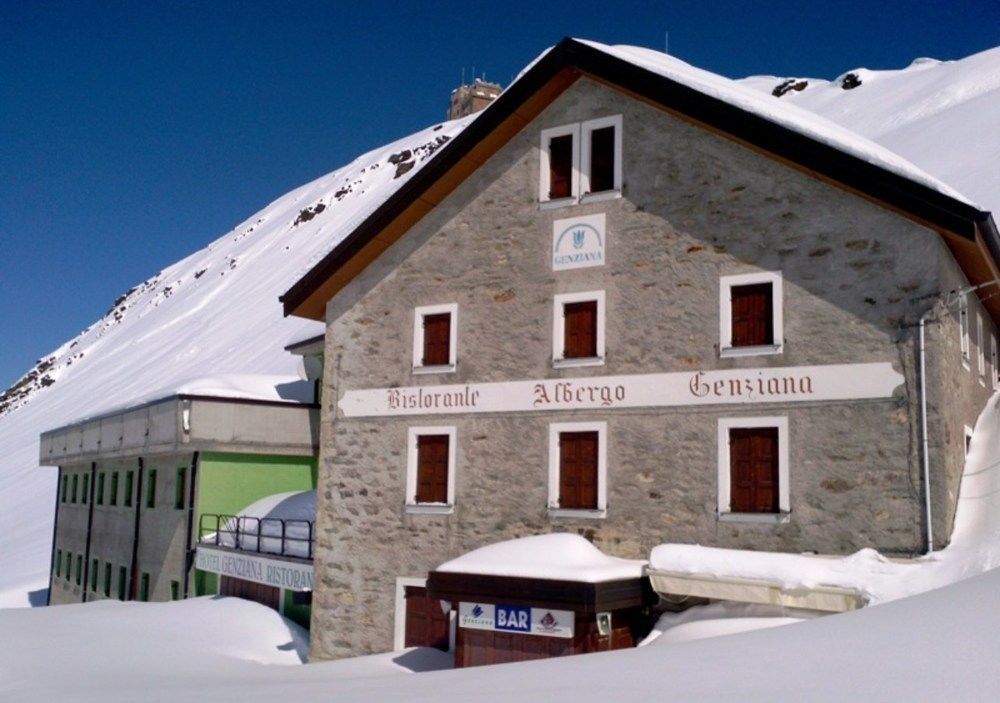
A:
[495,605,531,632]
[555,223,602,253]
[572,229,585,249]
[471,604,484,618]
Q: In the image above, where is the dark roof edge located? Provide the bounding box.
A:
[284,333,325,352]
[281,37,997,317]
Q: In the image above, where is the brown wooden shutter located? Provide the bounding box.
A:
[563,300,598,359]
[415,434,449,504]
[422,313,451,366]
[548,134,573,199]
[588,126,615,193]
[729,427,780,513]
[559,431,599,509]
[404,586,450,651]
[730,283,774,347]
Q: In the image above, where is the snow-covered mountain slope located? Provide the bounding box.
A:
[739,46,1000,214]
[0,117,468,602]
[2,42,999,604]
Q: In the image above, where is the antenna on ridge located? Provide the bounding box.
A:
[461,67,466,86]
[664,31,669,55]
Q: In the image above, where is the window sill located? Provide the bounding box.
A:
[553,356,605,369]
[404,503,454,515]
[718,511,790,525]
[548,507,607,520]
[580,189,621,204]
[412,364,456,375]
[719,344,782,359]
[539,197,578,211]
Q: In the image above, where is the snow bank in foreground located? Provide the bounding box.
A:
[435,533,645,582]
[650,393,1000,604]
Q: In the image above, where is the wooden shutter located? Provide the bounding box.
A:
[415,434,449,504]
[422,313,451,366]
[588,126,615,193]
[548,134,573,199]
[404,585,450,651]
[563,300,598,359]
[559,431,599,509]
[729,427,780,513]
[730,283,773,347]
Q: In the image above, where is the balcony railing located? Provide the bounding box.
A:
[198,513,314,560]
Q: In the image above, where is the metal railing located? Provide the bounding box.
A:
[198,513,314,560]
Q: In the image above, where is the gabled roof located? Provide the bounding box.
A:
[281,37,1000,322]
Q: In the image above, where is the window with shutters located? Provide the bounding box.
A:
[553,291,605,367]
[719,272,783,357]
[717,417,789,522]
[548,422,607,517]
[405,426,456,513]
[412,304,458,373]
[539,116,622,206]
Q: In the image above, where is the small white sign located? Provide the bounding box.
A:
[553,213,605,271]
[195,546,313,591]
[458,602,574,639]
[338,362,904,418]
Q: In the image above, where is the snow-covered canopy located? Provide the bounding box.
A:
[435,533,645,583]
[214,490,316,560]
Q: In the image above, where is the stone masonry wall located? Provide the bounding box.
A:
[310,77,984,659]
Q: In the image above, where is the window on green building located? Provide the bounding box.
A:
[75,555,82,586]
[117,566,127,601]
[71,474,78,503]
[90,558,99,591]
[55,549,62,579]
[103,562,112,597]
[96,473,105,505]
[146,469,157,508]
[175,467,186,509]
[124,470,134,507]
[81,474,89,504]
[139,572,150,602]
[64,553,71,579]
[110,472,119,506]
[170,580,179,601]
[60,474,68,503]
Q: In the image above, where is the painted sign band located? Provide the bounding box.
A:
[195,546,313,591]
[458,602,574,639]
[339,362,903,418]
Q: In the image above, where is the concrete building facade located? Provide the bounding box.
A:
[281,40,1000,661]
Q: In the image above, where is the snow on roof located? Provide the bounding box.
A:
[571,40,979,208]
[235,490,316,523]
[435,533,645,583]
[216,490,316,559]
[650,391,1000,604]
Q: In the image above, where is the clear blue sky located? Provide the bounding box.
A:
[2,0,998,389]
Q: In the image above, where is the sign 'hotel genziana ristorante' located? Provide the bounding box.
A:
[337,362,904,417]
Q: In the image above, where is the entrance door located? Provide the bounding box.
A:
[403,585,450,651]
[219,575,280,610]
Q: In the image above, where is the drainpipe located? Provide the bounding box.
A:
[128,457,144,601]
[182,451,199,599]
[918,310,934,553]
[46,467,63,606]
[81,462,97,601]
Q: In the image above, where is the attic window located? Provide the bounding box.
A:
[413,304,458,374]
[540,116,622,207]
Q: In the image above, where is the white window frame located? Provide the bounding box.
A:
[392,576,455,652]
[539,123,580,208]
[580,114,623,203]
[412,303,458,374]
[976,312,986,384]
[547,421,607,519]
[959,295,970,368]
[552,290,606,368]
[991,335,998,389]
[719,271,784,358]
[717,416,790,523]
[405,426,457,514]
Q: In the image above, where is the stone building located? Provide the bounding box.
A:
[42,379,319,626]
[277,38,1000,661]
[448,78,502,119]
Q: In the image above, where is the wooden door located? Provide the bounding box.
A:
[219,576,280,610]
[404,586,450,651]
